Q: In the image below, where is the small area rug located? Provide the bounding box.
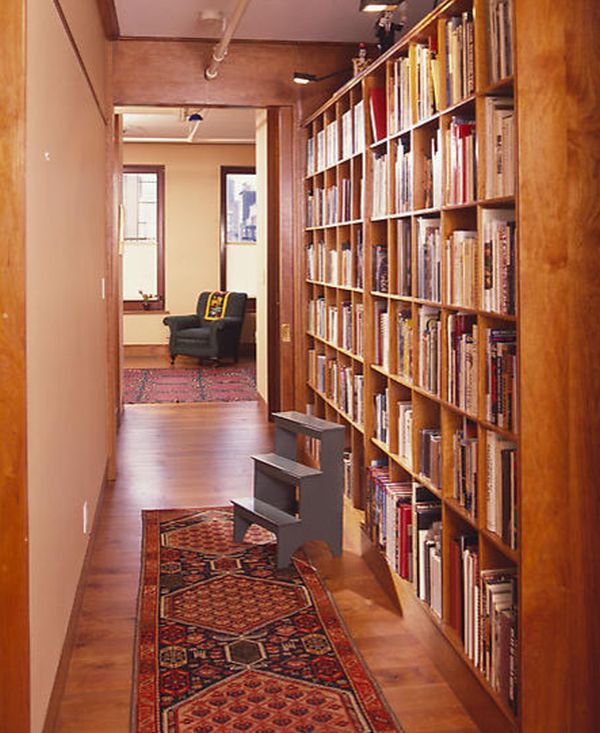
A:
[124,367,256,404]
[134,508,402,732]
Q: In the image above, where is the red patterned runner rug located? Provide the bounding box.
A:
[134,508,403,732]
[123,367,257,404]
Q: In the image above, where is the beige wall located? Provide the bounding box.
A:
[122,143,255,345]
[26,1,108,730]
[255,112,269,402]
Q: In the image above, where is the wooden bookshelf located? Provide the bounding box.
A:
[300,0,524,729]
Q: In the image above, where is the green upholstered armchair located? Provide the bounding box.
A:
[163,291,247,364]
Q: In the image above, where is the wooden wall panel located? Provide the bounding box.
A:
[112,39,356,119]
[564,1,600,729]
[517,1,600,730]
[0,0,29,731]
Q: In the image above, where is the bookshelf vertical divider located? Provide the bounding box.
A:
[301,0,524,728]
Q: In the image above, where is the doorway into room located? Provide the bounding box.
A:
[116,105,267,407]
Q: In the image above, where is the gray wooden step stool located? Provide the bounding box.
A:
[231,411,345,568]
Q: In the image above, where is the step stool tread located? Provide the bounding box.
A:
[231,497,300,527]
[273,411,345,438]
[253,452,322,480]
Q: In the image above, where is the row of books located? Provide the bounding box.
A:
[374,389,388,445]
[453,423,478,518]
[481,209,516,314]
[394,138,413,212]
[414,40,441,122]
[343,449,354,499]
[308,350,364,425]
[306,101,367,176]
[420,427,442,488]
[485,328,517,431]
[447,313,478,414]
[374,301,390,373]
[397,220,412,296]
[360,212,515,315]
[306,182,364,227]
[449,539,518,712]
[445,229,477,308]
[484,97,515,198]
[365,466,443,617]
[487,0,513,83]
[398,401,413,467]
[396,309,413,383]
[372,151,388,218]
[486,430,517,549]
[417,217,442,302]
[306,243,338,285]
[418,307,442,396]
[423,129,443,210]
[445,12,475,106]
[340,301,364,356]
[372,243,389,293]
[445,117,477,205]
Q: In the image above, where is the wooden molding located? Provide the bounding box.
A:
[0,1,29,730]
[95,0,120,41]
[41,466,110,733]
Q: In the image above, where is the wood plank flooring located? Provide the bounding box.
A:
[53,397,480,733]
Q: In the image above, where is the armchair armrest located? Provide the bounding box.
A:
[163,314,201,331]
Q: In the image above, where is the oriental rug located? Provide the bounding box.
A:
[134,508,403,732]
[123,367,257,404]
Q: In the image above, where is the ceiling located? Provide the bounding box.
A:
[120,106,257,143]
[114,0,433,44]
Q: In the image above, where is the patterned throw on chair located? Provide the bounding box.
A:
[134,508,403,732]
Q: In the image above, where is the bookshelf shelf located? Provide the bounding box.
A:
[301,0,522,727]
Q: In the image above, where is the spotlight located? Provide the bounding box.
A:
[188,112,203,122]
[293,69,351,86]
[293,72,318,85]
[359,1,402,11]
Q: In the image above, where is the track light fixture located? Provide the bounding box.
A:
[293,68,351,86]
[188,112,203,122]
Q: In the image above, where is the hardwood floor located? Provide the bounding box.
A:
[53,399,481,733]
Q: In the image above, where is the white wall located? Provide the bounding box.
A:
[26,0,108,729]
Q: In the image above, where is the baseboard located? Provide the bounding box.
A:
[123,344,168,357]
[41,464,111,733]
[124,343,256,358]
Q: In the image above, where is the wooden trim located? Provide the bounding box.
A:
[116,35,363,49]
[52,0,108,124]
[267,109,280,414]
[95,0,120,41]
[276,107,295,411]
[41,466,110,733]
[122,164,165,312]
[219,165,257,292]
[0,1,29,730]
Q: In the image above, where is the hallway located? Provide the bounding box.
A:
[53,402,478,732]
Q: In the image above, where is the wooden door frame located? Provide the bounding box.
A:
[0,0,30,730]
[116,106,294,417]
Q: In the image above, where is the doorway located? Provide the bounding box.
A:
[115,105,271,408]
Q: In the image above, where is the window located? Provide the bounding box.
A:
[122,165,165,311]
[220,166,257,295]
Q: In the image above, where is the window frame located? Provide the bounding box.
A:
[220,165,257,295]
[122,164,166,312]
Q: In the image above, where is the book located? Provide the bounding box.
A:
[369,87,387,142]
